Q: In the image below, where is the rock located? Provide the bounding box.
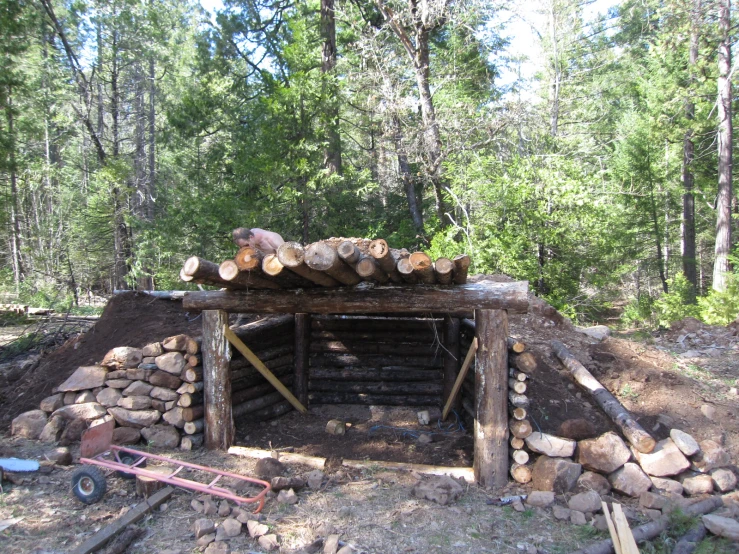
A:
[336,547,352,554]
[60,418,88,445]
[670,429,700,456]
[191,500,204,513]
[247,520,269,538]
[75,390,96,404]
[203,498,218,516]
[552,505,571,520]
[155,352,186,375]
[702,514,739,541]
[700,404,717,420]
[277,488,298,505]
[63,392,77,405]
[53,402,107,421]
[107,370,128,380]
[680,350,703,359]
[204,541,230,554]
[258,534,279,551]
[532,456,582,494]
[417,410,431,425]
[102,347,143,369]
[106,379,133,389]
[148,371,182,389]
[558,418,597,440]
[39,393,65,413]
[271,476,305,491]
[39,415,65,443]
[593,514,609,532]
[650,476,683,496]
[417,433,432,444]
[126,368,147,381]
[710,468,737,492]
[324,534,340,554]
[411,475,464,506]
[122,381,154,397]
[634,438,690,477]
[218,500,231,517]
[57,366,108,392]
[255,458,286,480]
[525,491,555,508]
[149,386,179,402]
[525,432,576,457]
[112,426,141,445]
[576,325,611,341]
[197,534,215,548]
[570,510,587,525]
[609,463,652,497]
[141,424,180,448]
[307,469,325,490]
[108,407,161,428]
[639,491,668,510]
[693,440,731,473]
[221,518,241,537]
[43,446,72,465]
[577,432,631,474]
[194,518,216,539]
[118,396,152,410]
[143,342,164,357]
[643,508,662,520]
[96,388,123,407]
[12,409,48,439]
[680,473,714,496]
[577,471,611,496]
[511,499,525,512]
[568,490,602,513]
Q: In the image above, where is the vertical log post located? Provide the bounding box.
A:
[294,313,310,406]
[442,316,461,409]
[474,309,509,489]
[202,310,233,450]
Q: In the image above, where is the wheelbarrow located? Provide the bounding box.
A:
[71,419,271,512]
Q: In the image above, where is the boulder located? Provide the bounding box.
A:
[194,519,216,539]
[570,510,588,525]
[12,409,48,439]
[639,491,668,510]
[126,368,147,381]
[221,518,242,538]
[254,458,285,480]
[52,402,107,421]
[412,476,463,506]
[577,432,631,474]
[247,520,269,538]
[57,366,107,392]
[106,379,133,389]
[634,438,690,477]
[108,407,161,428]
[525,491,555,508]
[576,325,611,341]
[150,387,179,402]
[39,415,66,443]
[277,488,299,505]
[693,440,730,473]
[710,468,737,492]
[258,535,279,552]
[577,471,611,496]
[525,432,576,458]
[702,514,739,541]
[155,352,186,375]
[106,370,128,380]
[669,429,700,456]
[39,393,65,413]
[63,392,77,405]
[531,456,582,494]
[148,371,182,389]
[118,396,152,410]
[96,387,123,407]
[112,426,141,445]
[75,390,96,404]
[123,380,154,397]
[204,540,229,554]
[307,469,325,490]
[680,473,715,496]
[552,505,571,521]
[102,347,143,369]
[43,446,72,465]
[558,418,597,441]
[59,418,88,445]
[142,342,164,358]
[141,424,180,448]
[567,490,602,513]
[218,501,231,517]
[650,476,684,496]
[608,463,652,497]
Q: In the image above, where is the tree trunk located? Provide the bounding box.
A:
[392,114,424,234]
[320,0,341,174]
[5,90,23,290]
[202,310,233,450]
[713,0,733,291]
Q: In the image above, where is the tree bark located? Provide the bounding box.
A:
[294,313,310,405]
[5,90,23,289]
[304,242,361,285]
[202,310,233,450]
[682,0,698,300]
[321,0,341,174]
[277,242,341,287]
[368,239,403,282]
[442,316,461,408]
[392,114,424,234]
[409,252,436,284]
[713,0,733,291]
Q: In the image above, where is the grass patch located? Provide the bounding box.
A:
[695,537,737,554]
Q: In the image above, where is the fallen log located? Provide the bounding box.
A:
[243,399,294,422]
[452,254,470,284]
[409,252,436,284]
[368,239,403,282]
[337,241,362,265]
[180,433,204,451]
[183,419,204,435]
[509,369,527,382]
[397,257,419,283]
[229,445,326,469]
[509,392,530,408]
[136,467,172,497]
[231,361,293,386]
[309,392,441,406]
[671,522,706,554]
[177,381,204,395]
[218,259,281,290]
[181,257,235,288]
[433,257,454,285]
[309,368,444,382]
[510,437,525,449]
[551,340,656,454]
[100,525,144,554]
[231,315,295,341]
[342,458,474,483]
[510,449,530,465]
[182,367,203,383]
[276,242,340,287]
[510,352,537,373]
[262,254,316,288]
[232,391,285,418]
[510,462,532,484]
[308,380,443,395]
[571,496,722,554]
[509,379,527,394]
[177,392,203,408]
[507,337,526,353]
[356,256,389,283]
[304,241,361,285]
[232,375,294,405]
[510,407,527,421]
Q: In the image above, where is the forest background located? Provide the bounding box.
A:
[1,0,737,330]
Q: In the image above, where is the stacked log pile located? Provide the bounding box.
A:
[307,316,445,406]
[13,334,205,450]
[180,237,471,290]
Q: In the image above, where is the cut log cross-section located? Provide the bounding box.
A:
[409,252,437,284]
[355,256,389,283]
[368,239,403,282]
[304,242,361,285]
[551,340,656,453]
[452,254,471,284]
[218,259,281,290]
[262,254,316,288]
[277,242,340,287]
[396,257,419,283]
[337,241,362,266]
[434,257,454,285]
[235,247,264,271]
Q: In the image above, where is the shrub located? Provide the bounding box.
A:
[653,273,700,328]
[699,273,739,325]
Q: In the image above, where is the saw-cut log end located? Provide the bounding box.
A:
[452,254,471,284]
[337,241,361,264]
[183,256,203,277]
[219,260,240,281]
[369,239,390,259]
[262,254,284,276]
[434,257,454,285]
[305,241,338,271]
[235,247,263,271]
[277,242,306,268]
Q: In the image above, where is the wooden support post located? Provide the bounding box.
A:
[474,309,509,489]
[202,310,234,450]
[294,313,310,406]
[442,316,461,408]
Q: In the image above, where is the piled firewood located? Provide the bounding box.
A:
[180,237,471,290]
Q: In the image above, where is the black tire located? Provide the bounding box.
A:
[116,453,146,479]
[71,466,107,504]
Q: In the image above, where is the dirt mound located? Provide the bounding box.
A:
[0,292,202,430]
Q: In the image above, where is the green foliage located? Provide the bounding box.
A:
[698,274,739,325]
[621,294,657,328]
[653,273,701,328]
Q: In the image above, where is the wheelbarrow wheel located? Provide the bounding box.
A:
[71,466,107,504]
[116,453,146,479]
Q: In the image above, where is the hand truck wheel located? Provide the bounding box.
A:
[116,453,147,479]
[71,466,107,504]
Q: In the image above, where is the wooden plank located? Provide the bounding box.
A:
[224,326,308,414]
[203,310,234,450]
[442,316,461,409]
[442,338,477,421]
[69,487,173,554]
[182,281,529,315]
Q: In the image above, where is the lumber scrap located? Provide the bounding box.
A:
[69,487,173,554]
[551,340,656,453]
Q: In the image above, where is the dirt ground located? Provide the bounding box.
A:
[0,288,738,553]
